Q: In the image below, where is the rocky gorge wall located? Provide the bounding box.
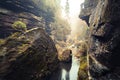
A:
[0,0,56,39]
[80,0,120,79]
[0,0,59,80]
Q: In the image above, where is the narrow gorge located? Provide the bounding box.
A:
[0,0,120,80]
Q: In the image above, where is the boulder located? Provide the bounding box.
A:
[0,28,58,80]
[58,49,72,62]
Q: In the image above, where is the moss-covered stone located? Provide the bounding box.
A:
[77,41,88,80]
[0,28,59,80]
[12,21,27,32]
[78,56,88,80]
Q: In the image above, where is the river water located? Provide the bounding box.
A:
[60,55,80,80]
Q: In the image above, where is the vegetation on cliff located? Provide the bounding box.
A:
[12,21,27,32]
[77,41,88,80]
[0,22,58,80]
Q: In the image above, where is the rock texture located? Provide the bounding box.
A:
[0,0,55,39]
[58,49,72,62]
[80,0,120,80]
[0,1,59,80]
[0,28,58,80]
[0,8,45,39]
[79,0,98,25]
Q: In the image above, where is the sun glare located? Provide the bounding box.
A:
[69,0,84,17]
[60,0,87,42]
[60,0,85,19]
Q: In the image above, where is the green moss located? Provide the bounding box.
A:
[17,44,29,54]
[78,56,88,80]
[12,21,27,32]
[0,32,31,56]
[8,32,21,38]
[80,57,87,70]
[0,39,5,45]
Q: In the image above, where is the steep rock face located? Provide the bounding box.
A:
[0,1,59,80]
[0,0,55,39]
[0,8,45,39]
[0,0,47,17]
[0,28,58,80]
[79,0,98,25]
[80,0,120,79]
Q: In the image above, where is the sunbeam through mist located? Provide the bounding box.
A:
[60,0,87,45]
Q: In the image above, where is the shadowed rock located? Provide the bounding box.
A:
[0,28,59,80]
[80,0,120,79]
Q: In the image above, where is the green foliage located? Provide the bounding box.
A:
[78,41,88,80]
[78,56,88,80]
[12,21,27,32]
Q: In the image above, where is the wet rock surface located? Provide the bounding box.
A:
[80,0,120,79]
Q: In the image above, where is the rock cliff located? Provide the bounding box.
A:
[80,0,120,79]
[0,28,58,80]
[0,11,45,38]
[0,0,59,80]
[0,0,55,39]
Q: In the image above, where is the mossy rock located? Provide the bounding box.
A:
[0,32,31,56]
[0,28,59,80]
[78,56,88,80]
[12,21,27,32]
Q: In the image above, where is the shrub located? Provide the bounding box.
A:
[12,21,27,32]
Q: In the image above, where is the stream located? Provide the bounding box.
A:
[60,55,80,80]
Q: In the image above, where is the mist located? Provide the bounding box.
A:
[33,0,88,54]
[60,0,88,45]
